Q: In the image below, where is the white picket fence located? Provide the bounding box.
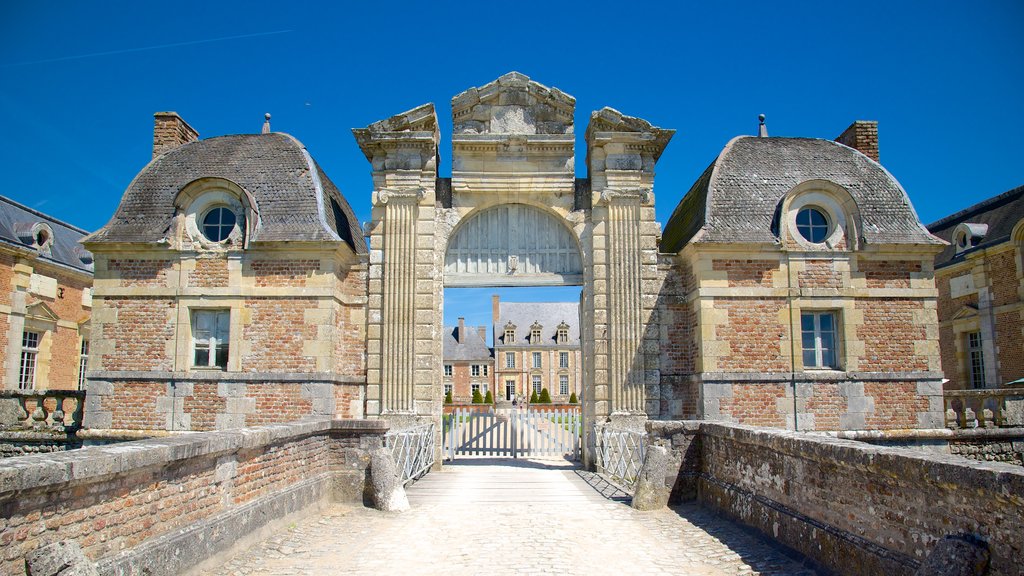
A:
[443,408,581,461]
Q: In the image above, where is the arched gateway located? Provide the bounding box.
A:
[354,72,674,465]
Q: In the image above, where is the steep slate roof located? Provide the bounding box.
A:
[927,184,1024,268]
[86,133,366,253]
[442,325,492,362]
[661,136,941,252]
[0,195,93,274]
[495,302,580,347]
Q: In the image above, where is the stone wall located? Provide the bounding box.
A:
[646,422,1024,576]
[0,418,386,576]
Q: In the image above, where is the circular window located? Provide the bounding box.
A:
[796,207,830,243]
[201,207,237,242]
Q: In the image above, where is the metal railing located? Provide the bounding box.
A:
[0,390,86,432]
[385,423,435,486]
[944,388,1024,429]
[594,424,647,494]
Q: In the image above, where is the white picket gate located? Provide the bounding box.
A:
[443,408,581,461]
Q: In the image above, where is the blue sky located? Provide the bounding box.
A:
[2,1,1021,335]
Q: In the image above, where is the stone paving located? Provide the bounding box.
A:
[202,458,817,576]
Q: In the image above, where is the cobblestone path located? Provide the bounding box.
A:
[203,458,817,576]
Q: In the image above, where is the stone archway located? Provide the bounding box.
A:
[354,73,673,466]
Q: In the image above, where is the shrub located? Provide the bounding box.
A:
[445,391,453,404]
[568,392,578,404]
[530,390,539,404]
[472,389,483,404]
[539,388,552,403]
[484,390,494,404]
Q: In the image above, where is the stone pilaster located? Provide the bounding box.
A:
[354,104,439,420]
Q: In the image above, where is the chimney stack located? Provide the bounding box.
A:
[835,120,879,163]
[477,326,486,341]
[458,317,465,343]
[153,112,199,159]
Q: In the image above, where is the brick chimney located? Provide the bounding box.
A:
[835,121,879,163]
[153,112,199,159]
[477,326,487,341]
[492,295,500,324]
[458,317,466,343]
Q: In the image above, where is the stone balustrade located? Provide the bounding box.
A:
[0,389,86,432]
[944,387,1024,429]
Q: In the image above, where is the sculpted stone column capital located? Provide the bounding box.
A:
[597,188,652,207]
[374,187,426,206]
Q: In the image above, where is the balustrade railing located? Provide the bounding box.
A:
[385,423,435,486]
[0,389,86,433]
[944,388,1024,429]
[594,423,647,494]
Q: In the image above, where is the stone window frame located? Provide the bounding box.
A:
[557,322,570,344]
[444,383,452,398]
[532,351,542,369]
[559,373,569,396]
[800,310,841,370]
[471,382,480,396]
[175,178,256,251]
[530,321,543,343]
[190,308,231,370]
[18,330,40,390]
[482,364,489,376]
[559,351,569,369]
[471,364,480,377]
[78,337,89,391]
[505,379,516,401]
[503,322,517,344]
[966,331,985,389]
[952,223,989,255]
[778,180,862,251]
[505,351,515,369]
[532,374,542,395]
[444,364,453,378]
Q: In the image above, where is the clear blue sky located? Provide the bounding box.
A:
[2,1,1021,335]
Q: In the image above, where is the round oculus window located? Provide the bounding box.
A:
[201,207,237,242]
[796,207,830,244]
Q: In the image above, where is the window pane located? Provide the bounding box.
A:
[819,313,834,331]
[802,349,817,367]
[215,311,230,339]
[801,331,816,350]
[194,347,210,367]
[801,314,814,331]
[214,344,228,369]
[821,346,836,369]
[819,329,835,354]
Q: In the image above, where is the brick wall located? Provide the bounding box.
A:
[0,419,386,576]
[713,299,788,371]
[251,259,320,287]
[860,260,921,289]
[107,259,172,286]
[855,299,929,371]
[717,383,788,427]
[188,256,228,288]
[798,259,842,288]
[242,298,317,372]
[100,299,175,371]
[689,422,1023,576]
[100,381,165,430]
[995,310,1024,383]
[712,259,774,287]
[988,250,1018,307]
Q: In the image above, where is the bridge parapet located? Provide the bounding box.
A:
[0,418,388,576]
[944,387,1024,428]
[0,389,86,432]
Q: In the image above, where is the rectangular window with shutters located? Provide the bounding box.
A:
[193,310,230,369]
[19,331,40,390]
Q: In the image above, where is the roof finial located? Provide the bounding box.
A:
[262,113,271,134]
[758,114,768,137]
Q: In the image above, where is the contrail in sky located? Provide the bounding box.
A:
[0,29,293,68]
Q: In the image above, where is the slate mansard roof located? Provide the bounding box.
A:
[442,325,493,362]
[661,136,941,252]
[495,302,580,347]
[927,184,1024,268]
[87,133,366,254]
[0,195,93,274]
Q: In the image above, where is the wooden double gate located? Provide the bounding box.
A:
[443,408,581,461]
